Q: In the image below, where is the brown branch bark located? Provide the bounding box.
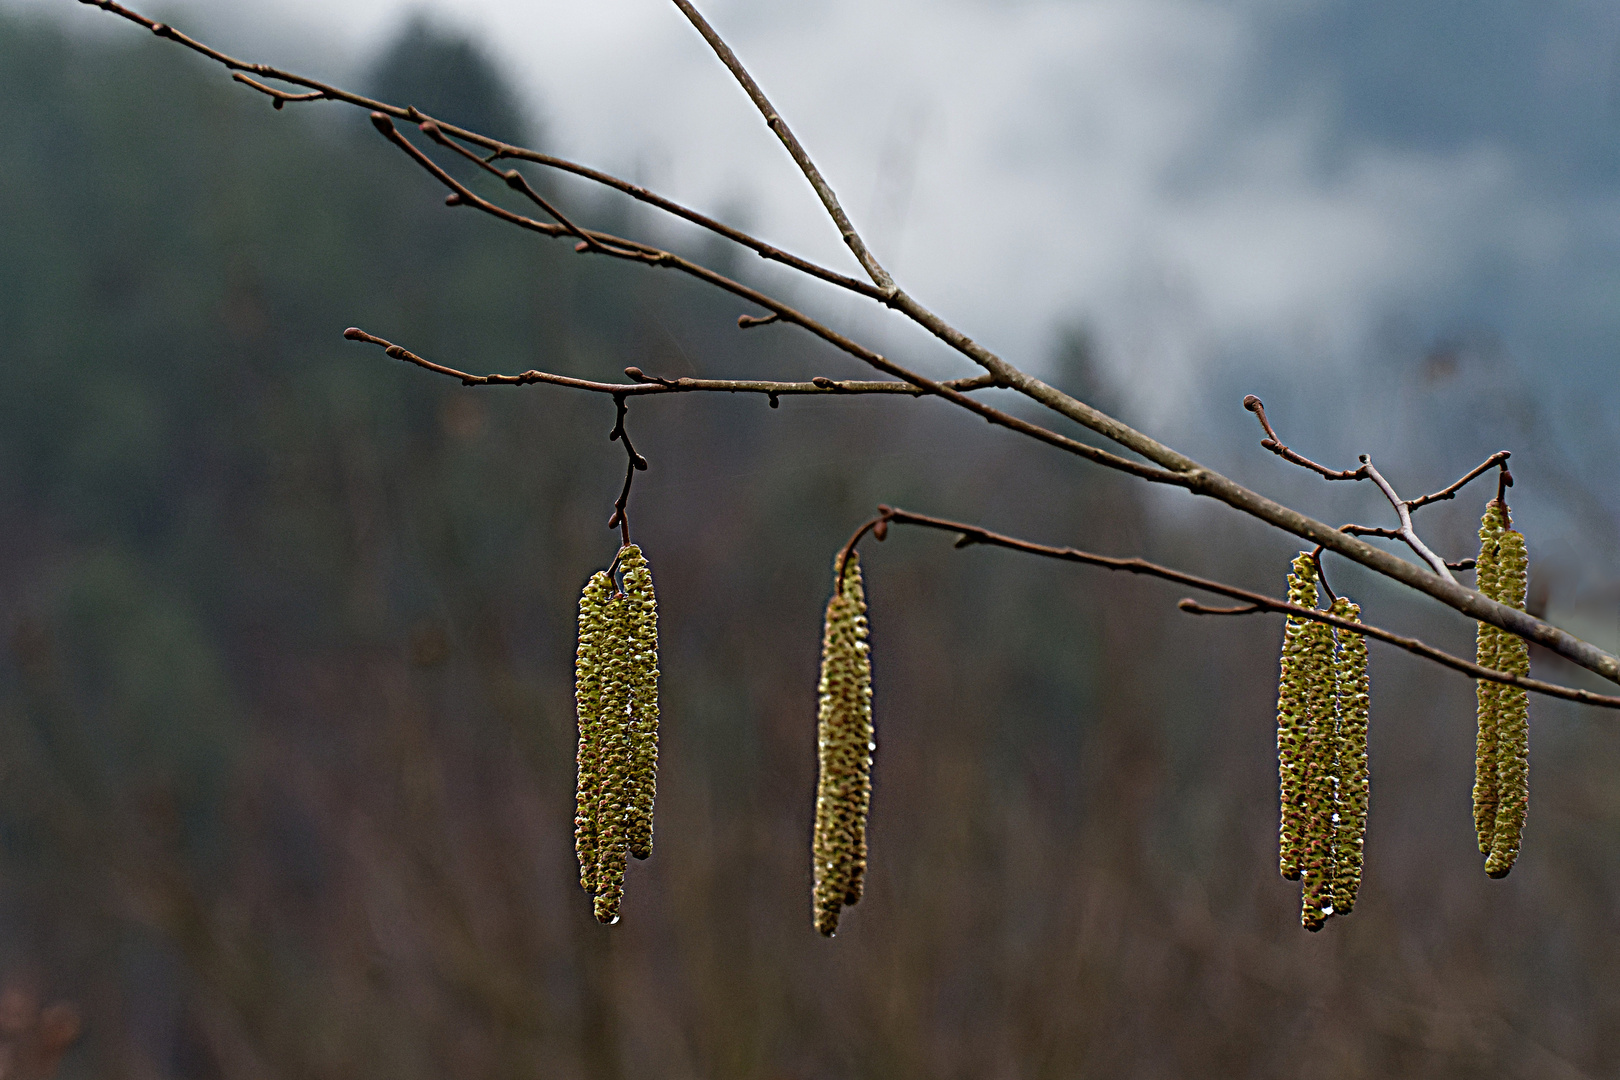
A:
[341,328,997,398]
[1407,451,1513,510]
[358,115,1185,486]
[874,506,1620,710]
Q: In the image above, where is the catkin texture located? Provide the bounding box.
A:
[812,553,874,937]
[1276,553,1321,881]
[592,586,635,924]
[1330,597,1369,917]
[1486,526,1530,878]
[618,545,661,862]
[1298,611,1339,931]
[1473,501,1507,854]
[575,571,614,897]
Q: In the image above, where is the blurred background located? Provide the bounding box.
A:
[3,0,1620,1076]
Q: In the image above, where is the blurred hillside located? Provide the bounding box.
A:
[2,6,1620,1079]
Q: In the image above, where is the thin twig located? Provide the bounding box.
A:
[836,515,888,582]
[1242,396,1361,480]
[343,327,998,398]
[1309,547,1337,604]
[1242,395,1454,580]
[877,506,1620,710]
[605,397,648,544]
[1341,524,1402,540]
[670,0,897,297]
[1343,523,1477,572]
[1406,451,1512,510]
[231,73,325,107]
[1358,457,1455,581]
[338,146,1180,492]
[78,0,886,304]
[417,122,627,257]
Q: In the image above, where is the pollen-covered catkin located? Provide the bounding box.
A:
[592,586,635,923]
[575,571,614,897]
[1473,501,1507,854]
[812,552,873,937]
[1330,597,1369,917]
[1298,611,1339,931]
[618,545,660,862]
[1486,525,1530,878]
[1276,553,1321,881]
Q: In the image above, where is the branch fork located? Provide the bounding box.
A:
[1244,396,1513,584]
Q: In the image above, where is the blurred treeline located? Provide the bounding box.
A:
[3,7,1620,1079]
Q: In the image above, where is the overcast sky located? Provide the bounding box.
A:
[30,0,1620,421]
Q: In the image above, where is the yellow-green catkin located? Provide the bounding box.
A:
[1276,553,1321,881]
[575,571,613,897]
[592,584,635,923]
[1330,597,1369,917]
[812,552,874,937]
[1486,525,1530,878]
[1473,501,1507,854]
[1298,609,1339,931]
[618,545,660,862]
[572,545,662,925]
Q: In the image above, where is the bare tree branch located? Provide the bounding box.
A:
[341,328,999,399]
[1407,451,1513,510]
[1241,395,1362,480]
[873,506,1620,710]
[357,117,1188,485]
[670,0,897,296]
[1359,458,1456,581]
[67,0,1620,687]
[641,3,1620,685]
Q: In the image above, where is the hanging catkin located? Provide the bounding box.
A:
[812,552,874,937]
[1298,607,1339,931]
[619,545,661,862]
[1276,553,1321,882]
[573,545,662,924]
[1486,522,1530,878]
[592,583,634,923]
[575,571,613,898]
[1330,596,1369,917]
[1473,501,1507,854]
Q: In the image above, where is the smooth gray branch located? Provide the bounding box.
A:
[1359,458,1456,582]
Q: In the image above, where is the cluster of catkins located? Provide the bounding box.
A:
[1474,500,1530,878]
[811,552,875,936]
[1276,552,1370,931]
[574,544,660,924]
